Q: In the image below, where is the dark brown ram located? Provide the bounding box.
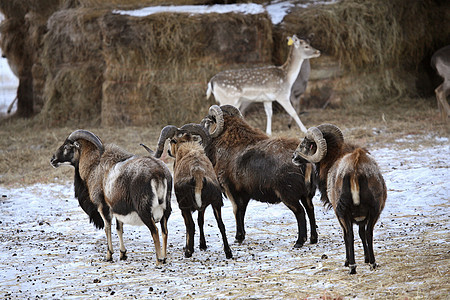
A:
[195,105,318,248]
[292,124,386,274]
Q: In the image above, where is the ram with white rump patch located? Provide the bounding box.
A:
[206,35,320,135]
[292,124,386,274]
[50,130,172,265]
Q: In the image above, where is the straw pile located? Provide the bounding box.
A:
[1,0,272,125]
[281,0,450,105]
[37,7,272,126]
[0,0,61,117]
[72,0,213,8]
[39,8,107,126]
[100,12,271,126]
[2,0,448,125]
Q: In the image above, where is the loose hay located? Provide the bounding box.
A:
[0,98,449,298]
[99,11,272,126]
[282,0,450,104]
[34,8,273,126]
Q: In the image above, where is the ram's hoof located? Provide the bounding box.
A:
[235,232,245,244]
[184,249,193,258]
[158,258,167,264]
[293,240,306,248]
[106,250,113,262]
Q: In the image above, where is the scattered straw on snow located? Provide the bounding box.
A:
[0,143,448,299]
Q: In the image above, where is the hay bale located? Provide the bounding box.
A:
[281,0,450,104]
[71,0,266,9]
[0,0,61,117]
[39,8,106,126]
[99,11,272,126]
[37,8,272,126]
[74,0,212,8]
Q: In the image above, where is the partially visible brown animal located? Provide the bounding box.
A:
[293,124,386,274]
[431,45,450,122]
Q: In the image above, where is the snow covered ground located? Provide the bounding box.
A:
[0,140,448,299]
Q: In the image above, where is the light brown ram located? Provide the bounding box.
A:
[152,124,232,259]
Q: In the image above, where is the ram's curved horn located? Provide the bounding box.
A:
[220,105,243,118]
[294,127,327,163]
[317,123,344,146]
[207,105,224,138]
[68,130,104,155]
[155,125,178,158]
[179,123,211,146]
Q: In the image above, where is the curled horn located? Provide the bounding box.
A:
[295,127,327,163]
[220,105,243,118]
[155,125,178,158]
[317,123,344,146]
[179,123,211,146]
[68,130,104,155]
[208,105,224,138]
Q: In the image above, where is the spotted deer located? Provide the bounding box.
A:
[206,35,320,135]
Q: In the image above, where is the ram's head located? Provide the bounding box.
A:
[51,130,104,168]
[154,124,210,159]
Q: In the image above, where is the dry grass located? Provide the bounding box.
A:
[0,95,448,188]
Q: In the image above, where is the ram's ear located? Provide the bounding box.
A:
[73,141,81,150]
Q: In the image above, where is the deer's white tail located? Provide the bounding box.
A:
[206,81,213,99]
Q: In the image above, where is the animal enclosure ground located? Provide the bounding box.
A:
[0,99,449,299]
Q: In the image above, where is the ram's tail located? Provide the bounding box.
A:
[191,165,205,208]
[349,148,366,206]
[350,174,360,206]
